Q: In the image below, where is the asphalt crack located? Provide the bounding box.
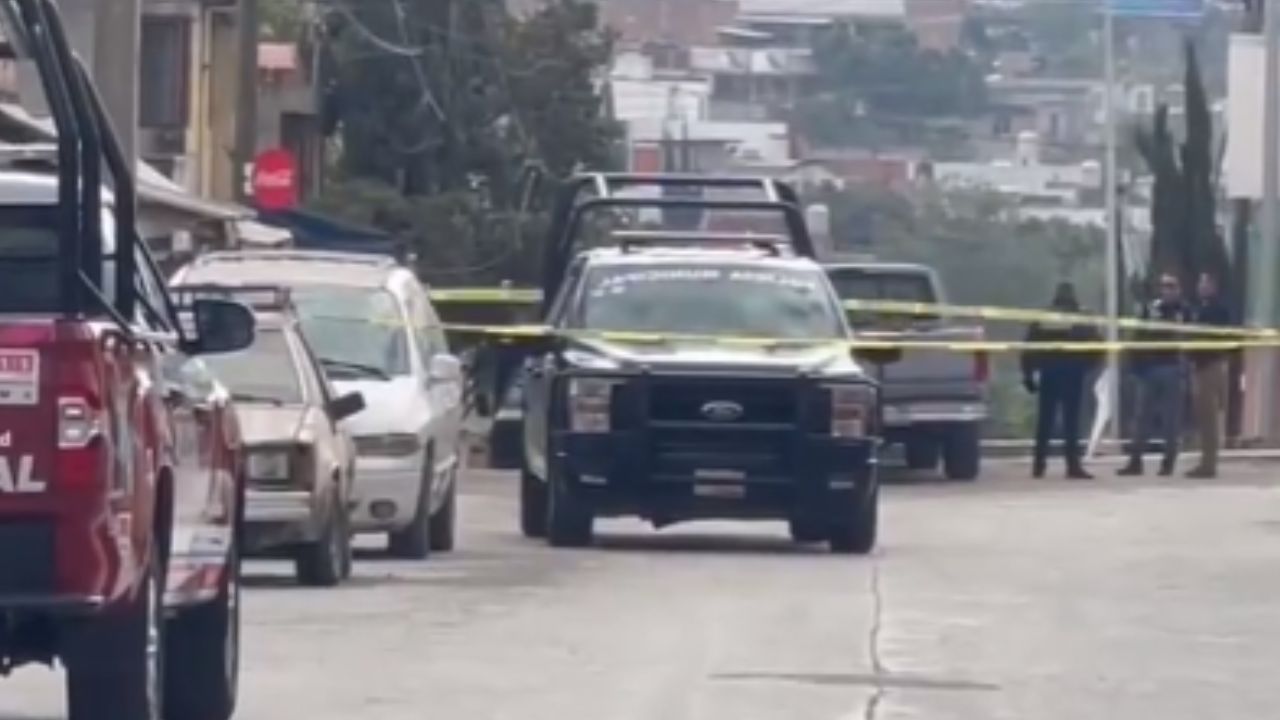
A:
[864,559,886,720]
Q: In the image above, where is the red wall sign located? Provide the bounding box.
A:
[252,148,298,210]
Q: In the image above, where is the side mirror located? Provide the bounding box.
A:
[852,346,903,366]
[429,354,463,383]
[187,299,255,355]
[327,392,366,422]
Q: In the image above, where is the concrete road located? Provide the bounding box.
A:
[2,460,1280,719]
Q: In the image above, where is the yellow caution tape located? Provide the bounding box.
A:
[439,323,1280,353]
[841,299,1278,339]
[428,287,1277,339]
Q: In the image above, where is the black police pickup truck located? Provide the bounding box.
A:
[515,174,887,554]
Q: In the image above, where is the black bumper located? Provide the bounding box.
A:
[552,430,877,521]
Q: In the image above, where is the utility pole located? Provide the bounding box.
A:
[62,0,140,171]
[1258,0,1280,441]
[1102,2,1121,446]
[235,0,261,203]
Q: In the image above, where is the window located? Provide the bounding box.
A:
[574,264,845,340]
[290,287,412,379]
[139,16,191,129]
[202,329,305,405]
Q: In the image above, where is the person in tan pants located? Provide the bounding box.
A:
[1188,272,1230,479]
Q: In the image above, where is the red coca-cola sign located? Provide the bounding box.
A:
[252,148,298,210]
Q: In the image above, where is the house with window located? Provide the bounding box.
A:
[137,0,244,204]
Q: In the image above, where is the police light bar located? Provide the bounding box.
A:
[171,283,293,313]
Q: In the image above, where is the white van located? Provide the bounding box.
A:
[171,251,465,558]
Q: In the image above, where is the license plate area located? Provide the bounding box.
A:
[693,482,746,499]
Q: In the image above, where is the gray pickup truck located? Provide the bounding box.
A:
[824,262,989,480]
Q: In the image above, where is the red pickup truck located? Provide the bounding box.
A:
[0,2,256,719]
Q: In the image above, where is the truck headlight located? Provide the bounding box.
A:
[248,450,291,481]
[568,377,618,433]
[828,384,876,438]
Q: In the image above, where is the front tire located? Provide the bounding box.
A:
[64,541,165,720]
[429,465,458,552]
[163,507,241,720]
[295,488,351,587]
[546,461,593,548]
[520,465,548,539]
[829,486,879,555]
[388,455,433,559]
[943,423,981,481]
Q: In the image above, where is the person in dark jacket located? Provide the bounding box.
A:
[1119,272,1190,477]
[1186,272,1231,478]
[1022,282,1102,479]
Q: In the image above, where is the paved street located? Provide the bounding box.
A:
[3,460,1280,719]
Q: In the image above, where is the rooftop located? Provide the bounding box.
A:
[176,250,401,289]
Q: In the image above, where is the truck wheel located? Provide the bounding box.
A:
[64,541,165,720]
[388,457,433,559]
[520,465,548,539]
[295,489,350,587]
[906,439,940,471]
[943,424,981,481]
[830,487,879,555]
[164,511,242,720]
[546,463,593,548]
[429,469,458,552]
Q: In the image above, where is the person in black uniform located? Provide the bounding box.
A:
[1118,272,1190,477]
[1021,282,1101,479]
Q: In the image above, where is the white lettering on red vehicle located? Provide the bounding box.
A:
[0,454,46,493]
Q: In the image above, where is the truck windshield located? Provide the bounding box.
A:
[203,328,303,405]
[290,287,411,379]
[574,264,844,339]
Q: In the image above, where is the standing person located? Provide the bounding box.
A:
[1187,272,1231,478]
[1118,272,1190,477]
[1021,282,1102,479]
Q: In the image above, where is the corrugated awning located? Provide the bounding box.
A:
[236,218,293,247]
[0,101,250,224]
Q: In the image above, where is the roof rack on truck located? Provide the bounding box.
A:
[540,172,815,310]
[172,283,297,314]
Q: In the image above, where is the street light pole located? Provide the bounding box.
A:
[1103,2,1121,445]
[1257,0,1280,441]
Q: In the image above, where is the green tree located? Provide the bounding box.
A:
[1132,41,1228,301]
[261,0,306,40]
[797,23,988,149]
[315,0,619,284]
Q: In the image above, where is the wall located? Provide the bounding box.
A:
[204,7,240,202]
